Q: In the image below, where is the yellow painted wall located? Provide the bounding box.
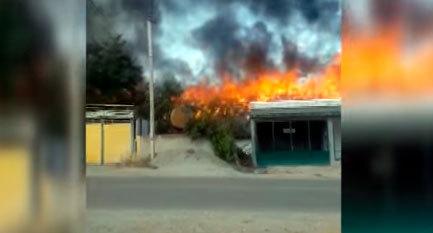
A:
[86,122,132,164]
[0,146,30,231]
[104,123,131,163]
[86,123,101,164]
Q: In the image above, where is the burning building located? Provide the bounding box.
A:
[250,99,341,167]
[175,56,341,167]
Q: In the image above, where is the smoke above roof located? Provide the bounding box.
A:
[88,0,341,83]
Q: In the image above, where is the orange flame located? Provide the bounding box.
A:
[177,23,433,118]
[342,26,433,101]
[177,57,340,118]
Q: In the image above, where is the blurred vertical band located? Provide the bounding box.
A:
[0,0,85,233]
[343,0,433,232]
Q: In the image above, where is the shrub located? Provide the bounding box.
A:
[209,125,236,162]
[228,115,250,139]
[185,117,214,139]
[185,114,236,163]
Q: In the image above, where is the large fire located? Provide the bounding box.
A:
[176,24,433,119]
[176,57,340,118]
[342,26,433,100]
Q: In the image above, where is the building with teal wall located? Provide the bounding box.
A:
[250,99,341,167]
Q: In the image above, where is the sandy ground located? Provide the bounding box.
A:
[262,165,340,179]
[88,134,340,179]
[87,165,340,180]
[142,135,242,177]
[86,209,340,233]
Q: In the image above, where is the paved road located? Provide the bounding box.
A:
[87,176,340,212]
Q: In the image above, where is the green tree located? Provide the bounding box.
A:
[86,35,143,104]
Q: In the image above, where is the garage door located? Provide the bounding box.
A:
[255,120,329,167]
[86,122,132,165]
[86,123,101,164]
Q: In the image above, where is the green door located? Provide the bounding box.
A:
[255,120,330,167]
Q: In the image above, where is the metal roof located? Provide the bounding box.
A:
[86,104,135,120]
[250,99,341,119]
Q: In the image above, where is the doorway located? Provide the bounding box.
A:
[255,120,329,166]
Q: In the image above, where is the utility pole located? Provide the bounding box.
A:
[147,2,155,160]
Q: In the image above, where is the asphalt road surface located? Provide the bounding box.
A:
[87,176,340,212]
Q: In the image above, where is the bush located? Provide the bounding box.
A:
[185,117,214,139]
[228,115,250,139]
[210,125,236,162]
[185,114,236,163]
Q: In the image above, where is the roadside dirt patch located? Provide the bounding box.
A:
[148,135,240,176]
[86,209,340,233]
[262,165,341,179]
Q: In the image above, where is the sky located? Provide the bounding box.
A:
[88,0,341,84]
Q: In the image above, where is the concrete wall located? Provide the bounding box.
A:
[333,118,341,161]
[327,117,342,165]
